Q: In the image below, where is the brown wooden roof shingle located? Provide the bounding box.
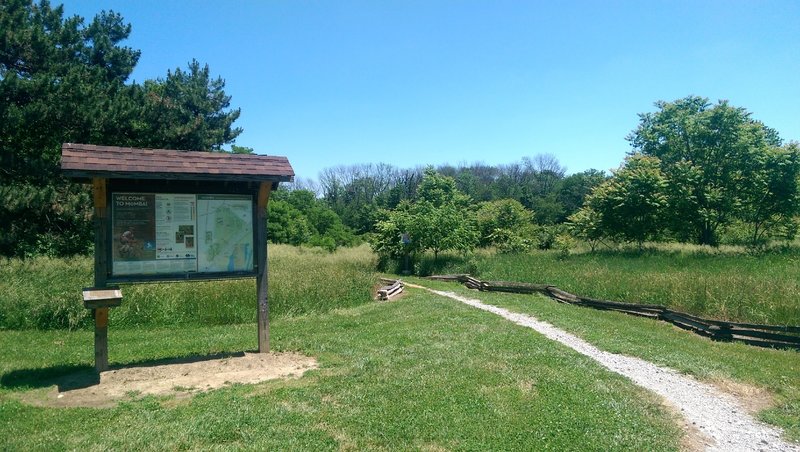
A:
[61,143,294,182]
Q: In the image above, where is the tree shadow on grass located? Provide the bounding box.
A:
[0,351,248,392]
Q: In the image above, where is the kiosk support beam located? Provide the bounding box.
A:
[92,178,109,372]
[256,182,272,352]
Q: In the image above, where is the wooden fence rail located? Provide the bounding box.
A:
[425,274,800,351]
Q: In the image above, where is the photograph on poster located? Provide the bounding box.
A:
[111,192,254,277]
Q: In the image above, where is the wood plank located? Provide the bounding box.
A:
[92,178,110,372]
[546,287,580,302]
[725,329,800,344]
[92,178,108,288]
[661,312,715,337]
[82,288,122,301]
[256,182,272,353]
[425,274,469,282]
[731,335,800,350]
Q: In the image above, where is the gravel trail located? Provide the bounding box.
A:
[422,287,798,452]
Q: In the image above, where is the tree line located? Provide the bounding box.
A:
[268,157,609,254]
[2,2,797,259]
[364,96,799,266]
[1,0,242,256]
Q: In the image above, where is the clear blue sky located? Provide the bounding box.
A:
[64,0,800,180]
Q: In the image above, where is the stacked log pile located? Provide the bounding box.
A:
[377,278,404,301]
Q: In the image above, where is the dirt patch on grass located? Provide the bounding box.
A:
[711,378,775,414]
[18,352,317,408]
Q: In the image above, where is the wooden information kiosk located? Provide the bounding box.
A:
[61,143,294,371]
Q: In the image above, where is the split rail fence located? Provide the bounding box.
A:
[426,274,800,351]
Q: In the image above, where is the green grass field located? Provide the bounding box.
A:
[0,288,683,450]
[412,278,800,442]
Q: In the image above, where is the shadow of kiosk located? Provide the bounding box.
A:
[61,143,294,372]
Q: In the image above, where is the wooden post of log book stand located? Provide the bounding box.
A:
[83,287,122,372]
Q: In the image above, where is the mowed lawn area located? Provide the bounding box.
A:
[0,288,685,450]
[411,278,800,443]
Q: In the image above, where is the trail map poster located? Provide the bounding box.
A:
[196,195,254,273]
[111,193,254,277]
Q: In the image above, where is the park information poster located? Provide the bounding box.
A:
[111,193,254,277]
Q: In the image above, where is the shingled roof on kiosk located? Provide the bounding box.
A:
[61,143,294,182]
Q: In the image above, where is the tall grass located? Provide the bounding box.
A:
[485,247,800,325]
[0,244,377,330]
[412,243,800,325]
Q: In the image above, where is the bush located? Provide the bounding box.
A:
[534,225,567,250]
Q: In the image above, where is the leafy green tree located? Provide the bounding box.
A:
[415,167,470,208]
[414,201,478,260]
[0,1,245,256]
[370,203,415,269]
[267,199,312,246]
[529,194,564,225]
[586,154,668,249]
[137,59,242,151]
[567,206,604,252]
[372,169,477,264]
[229,145,254,154]
[411,169,477,260]
[0,0,141,256]
[557,169,607,220]
[628,96,782,245]
[738,142,800,246]
[476,199,535,250]
[268,189,357,251]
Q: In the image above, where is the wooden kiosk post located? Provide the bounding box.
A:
[92,177,110,371]
[256,182,272,352]
[61,143,294,368]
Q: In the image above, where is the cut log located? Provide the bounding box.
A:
[377,279,404,300]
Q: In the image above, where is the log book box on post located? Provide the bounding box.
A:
[61,143,294,372]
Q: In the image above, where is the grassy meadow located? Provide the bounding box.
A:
[0,244,377,330]
[418,243,800,325]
